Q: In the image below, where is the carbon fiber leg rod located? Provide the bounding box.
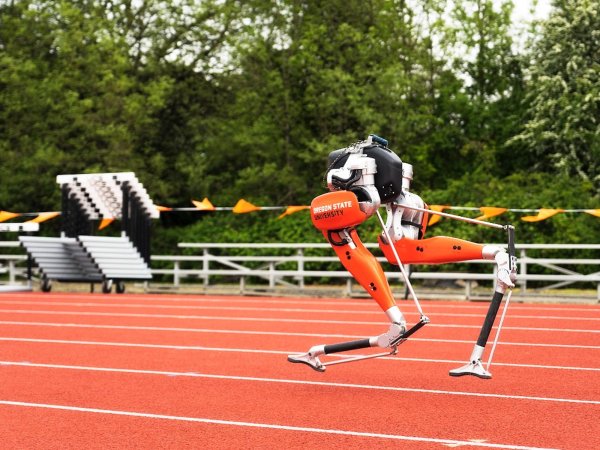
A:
[448,289,505,379]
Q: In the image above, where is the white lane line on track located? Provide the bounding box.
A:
[1,300,598,322]
[0,400,559,450]
[2,339,599,373]
[2,321,598,350]
[1,309,598,333]
[1,361,599,406]
[4,293,599,313]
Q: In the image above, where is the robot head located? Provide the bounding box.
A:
[326,136,404,204]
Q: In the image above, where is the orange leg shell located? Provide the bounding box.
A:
[379,235,485,265]
[326,229,397,312]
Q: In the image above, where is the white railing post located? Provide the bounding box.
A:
[297,249,305,289]
[173,261,180,288]
[345,279,353,296]
[203,249,209,287]
[269,262,275,289]
[8,261,16,284]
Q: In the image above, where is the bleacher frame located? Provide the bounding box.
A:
[18,172,156,293]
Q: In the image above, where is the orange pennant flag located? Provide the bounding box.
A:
[475,207,508,221]
[278,205,310,219]
[26,212,60,223]
[584,209,600,218]
[155,205,173,212]
[0,211,20,223]
[521,208,564,222]
[98,218,114,230]
[233,199,261,214]
[427,205,450,226]
[192,198,216,211]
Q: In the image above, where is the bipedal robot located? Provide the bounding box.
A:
[287,135,517,379]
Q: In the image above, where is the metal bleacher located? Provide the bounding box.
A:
[76,235,152,281]
[18,172,157,293]
[19,236,103,289]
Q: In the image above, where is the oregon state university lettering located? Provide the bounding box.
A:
[312,200,353,220]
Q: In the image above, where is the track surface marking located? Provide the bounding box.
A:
[1,292,599,449]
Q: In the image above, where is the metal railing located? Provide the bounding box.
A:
[170,243,600,300]
[2,241,599,300]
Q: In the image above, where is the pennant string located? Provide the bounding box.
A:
[192,198,216,212]
[233,199,262,214]
[584,209,600,218]
[98,218,115,230]
[278,205,310,219]
[427,205,451,226]
[2,202,597,223]
[521,208,565,222]
[0,211,21,223]
[25,212,60,223]
[475,207,508,221]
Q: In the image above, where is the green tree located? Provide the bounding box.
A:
[509,0,600,191]
[0,0,170,211]
[437,0,527,180]
[0,0,243,211]
[102,0,246,204]
[197,0,472,204]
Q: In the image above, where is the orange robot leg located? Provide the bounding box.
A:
[379,235,485,265]
[326,229,397,312]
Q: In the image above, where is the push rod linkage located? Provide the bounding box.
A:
[486,289,513,371]
[399,204,506,230]
[376,210,427,318]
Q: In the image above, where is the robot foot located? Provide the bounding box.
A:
[287,352,326,372]
[449,359,492,379]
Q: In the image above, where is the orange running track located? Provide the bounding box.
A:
[0,291,599,449]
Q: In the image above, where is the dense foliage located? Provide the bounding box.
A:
[0,0,598,250]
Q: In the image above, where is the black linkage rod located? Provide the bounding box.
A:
[324,339,372,354]
[475,225,516,349]
[475,290,505,348]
